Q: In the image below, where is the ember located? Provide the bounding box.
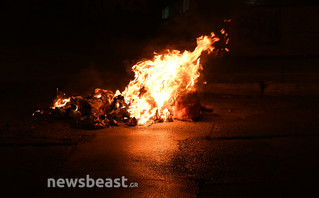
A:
[34,88,132,128]
[34,32,227,128]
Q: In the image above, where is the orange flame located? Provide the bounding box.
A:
[52,97,70,109]
[119,32,220,124]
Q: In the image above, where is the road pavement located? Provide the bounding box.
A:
[1,96,319,197]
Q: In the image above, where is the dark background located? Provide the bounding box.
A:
[1,0,319,95]
[1,0,319,84]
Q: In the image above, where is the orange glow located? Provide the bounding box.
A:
[118,32,220,124]
[49,31,227,126]
[52,97,70,109]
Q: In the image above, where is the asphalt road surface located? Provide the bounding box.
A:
[1,95,319,197]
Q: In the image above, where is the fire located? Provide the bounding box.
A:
[119,32,220,124]
[51,89,71,109]
[47,32,224,127]
[52,97,70,109]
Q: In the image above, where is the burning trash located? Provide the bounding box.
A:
[34,88,132,128]
[34,31,228,128]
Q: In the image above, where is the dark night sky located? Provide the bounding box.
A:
[0,0,168,46]
[1,0,319,46]
[1,0,319,62]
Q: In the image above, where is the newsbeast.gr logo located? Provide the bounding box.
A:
[47,175,138,188]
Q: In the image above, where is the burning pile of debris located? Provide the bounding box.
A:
[34,30,227,129]
[33,89,208,129]
[33,88,137,128]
